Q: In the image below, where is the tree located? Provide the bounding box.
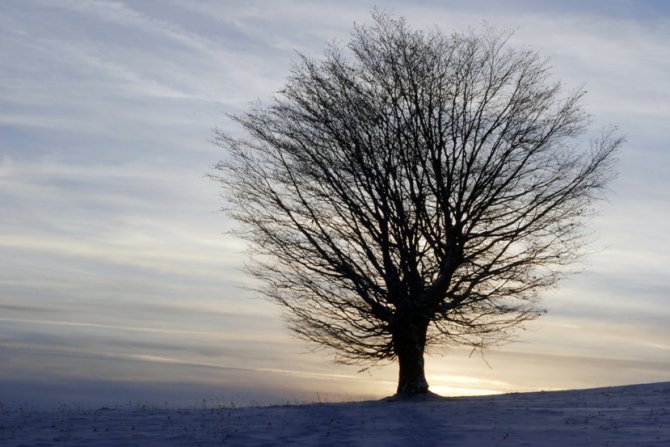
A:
[214,12,621,397]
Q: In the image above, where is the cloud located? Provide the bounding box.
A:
[35,0,218,54]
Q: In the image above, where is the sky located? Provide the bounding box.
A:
[1,0,669,408]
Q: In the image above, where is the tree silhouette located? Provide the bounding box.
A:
[214,13,621,396]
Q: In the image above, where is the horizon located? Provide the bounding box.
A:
[1,0,669,408]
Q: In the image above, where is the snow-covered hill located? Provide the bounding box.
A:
[2,382,669,446]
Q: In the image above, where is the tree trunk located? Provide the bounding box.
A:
[394,317,429,396]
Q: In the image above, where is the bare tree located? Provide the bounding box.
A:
[214,13,621,397]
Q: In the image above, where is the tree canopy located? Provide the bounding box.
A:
[214,13,621,396]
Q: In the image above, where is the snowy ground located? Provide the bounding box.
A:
[1,382,669,446]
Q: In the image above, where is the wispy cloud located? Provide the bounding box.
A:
[35,0,219,53]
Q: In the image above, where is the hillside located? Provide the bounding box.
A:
[2,382,669,446]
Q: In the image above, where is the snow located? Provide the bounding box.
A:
[1,382,669,446]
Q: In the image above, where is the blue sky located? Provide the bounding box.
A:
[1,0,669,407]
